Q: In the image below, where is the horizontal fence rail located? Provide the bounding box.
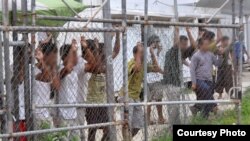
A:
[0,26,125,32]
[0,121,123,138]
[35,99,240,108]
[37,15,241,28]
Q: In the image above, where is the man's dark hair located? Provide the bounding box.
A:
[40,42,57,56]
[147,34,160,46]
[221,36,229,42]
[179,35,188,42]
[202,30,215,40]
[199,27,206,32]
[99,43,105,52]
[197,38,210,48]
[86,39,96,51]
[133,46,138,55]
[98,43,106,61]
[16,43,32,58]
[60,44,71,60]
[82,39,96,57]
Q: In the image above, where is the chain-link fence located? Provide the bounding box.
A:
[0,0,246,141]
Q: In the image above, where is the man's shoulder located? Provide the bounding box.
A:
[192,50,200,57]
[128,59,135,63]
[128,59,135,67]
[165,47,177,56]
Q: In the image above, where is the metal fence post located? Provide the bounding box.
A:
[29,0,36,137]
[11,0,20,129]
[232,0,236,41]
[0,31,7,141]
[236,0,244,125]
[246,15,250,55]
[173,0,182,125]
[102,0,117,140]
[21,0,33,139]
[143,0,149,140]
[2,0,14,140]
[121,0,130,141]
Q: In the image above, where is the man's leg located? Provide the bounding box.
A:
[147,84,152,123]
[204,81,217,116]
[101,127,109,141]
[149,82,166,124]
[198,81,215,118]
[147,105,152,124]
[132,128,140,137]
[77,108,86,141]
[88,128,97,141]
[156,100,165,123]
[166,85,181,126]
[131,100,144,138]
[86,107,97,141]
[68,119,80,141]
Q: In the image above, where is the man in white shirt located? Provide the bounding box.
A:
[59,43,80,141]
[59,38,95,141]
[33,42,60,141]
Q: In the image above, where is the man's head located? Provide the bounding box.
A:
[82,39,95,60]
[238,31,244,42]
[221,36,230,48]
[179,35,188,50]
[198,28,206,37]
[133,43,144,61]
[40,43,58,68]
[147,34,161,49]
[17,43,32,64]
[202,30,215,42]
[60,44,77,66]
[198,38,210,51]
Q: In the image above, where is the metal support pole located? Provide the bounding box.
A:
[29,0,36,138]
[121,0,130,141]
[143,0,149,140]
[232,0,236,41]
[21,0,33,140]
[0,31,6,139]
[245,15,250,56]
[237,0,244,125]
[173,0,182,125]
[102,0,117,141]
[11,0,19,133]
[2,0,14,140]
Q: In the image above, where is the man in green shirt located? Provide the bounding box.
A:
[124,42,162,139]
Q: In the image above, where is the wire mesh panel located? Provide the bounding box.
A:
[0,0,247,141]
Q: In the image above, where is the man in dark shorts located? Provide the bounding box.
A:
[215,36,233,99]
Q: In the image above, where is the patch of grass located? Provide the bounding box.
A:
[241,89,250,124]
[152,131,172,141]
[38,121,68,141]
[153,89,250,141]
